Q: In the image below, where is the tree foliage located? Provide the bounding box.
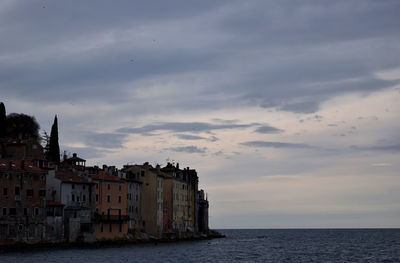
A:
[5,113,40,140]
[48,115,60,163]
[0,102,6,137]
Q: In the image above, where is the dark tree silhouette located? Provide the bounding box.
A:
[48,115,60,163]
[6,113,40,140]
[0,102,6,138]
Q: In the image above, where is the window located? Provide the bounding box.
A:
[83,185,85,190]
[9,208,16,216]
[109,223,112,232]
[119,185,121,191]
[40,175,45,181]
[27,189,34,197]
[39,189,46,197]
[107,195,110,203]
[96,183,98,189]
[96,194,99,202]
[35,208,39,216]
[24,208,27,216]
[72,194,75,202]
[136,195,138,201]
[3,208,6,215]
[72,184,75,189]
[119,223,122,233]
[15,186,20,196]
[118,196,121,203]
[83,195,86,202]
[107,184,110,190]
[3,188,7,196]
[100,223,103,233]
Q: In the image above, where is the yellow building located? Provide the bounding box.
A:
[162,163,197,232]
[90,171,128,240]
[122,163,163,237]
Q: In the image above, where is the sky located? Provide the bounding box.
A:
[1,0,400,228]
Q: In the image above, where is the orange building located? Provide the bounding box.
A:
[90,171,128,240]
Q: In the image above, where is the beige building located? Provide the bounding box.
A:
[122,163,164,237]
[162,163,197,232]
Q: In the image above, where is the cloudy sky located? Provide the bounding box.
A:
[1,0,400,228]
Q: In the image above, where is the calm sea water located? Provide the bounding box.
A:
[1,229,400,262]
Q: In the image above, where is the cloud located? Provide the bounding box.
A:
[116,122,258,135]
[165,146,207,153]
[241,141,313,149]
[62,146,111,159]
[84,132,128,149]
[351,144,400,153]
[175,134,218,142]
[254,125,283,134]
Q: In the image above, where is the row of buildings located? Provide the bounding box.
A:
[0,138,209,245]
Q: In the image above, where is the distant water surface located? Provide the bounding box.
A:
[1,229,400,262]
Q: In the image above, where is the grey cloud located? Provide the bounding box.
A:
[351,144,400,153]
[279,101,320,114]
[254,125,283,134]
[1,0,400,115]
[62,146,111,159]
[175,134,207,140]
[165,146,207,154]
[175,133,219,142]
[116,122,258,135]
[241,141,313,149]
[84,132,128,149]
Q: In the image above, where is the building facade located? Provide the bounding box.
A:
[0,160,46,245]
[46,169,95,242]
[91,171,128,240]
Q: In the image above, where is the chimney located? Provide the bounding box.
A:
[176,163,179,169]
[63,151,67,161]
[73,153,77,158]
[156,164,160,174]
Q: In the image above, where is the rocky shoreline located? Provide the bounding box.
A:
[0,230,226,253]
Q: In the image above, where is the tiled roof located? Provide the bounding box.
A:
[55,171,90,184]
[90,171,123,182]
[0,159,45,172]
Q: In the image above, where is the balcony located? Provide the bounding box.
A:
[93,213,129,222]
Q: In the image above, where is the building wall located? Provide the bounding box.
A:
[93,173,128,240]
[125,180,141,231]
[172,179,191,232]
[0,161,46,244]
[156,176,163,236]
[162,177,172,233]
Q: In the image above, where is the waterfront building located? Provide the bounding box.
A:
[198,189,209,232]
[161,163,198,233]
[122,163,164,237]
[90,171,128,240]
[123,169,142,233]
[46,169,96,242]
[0,160,46,245]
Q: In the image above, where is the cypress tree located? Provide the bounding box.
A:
[49,115,60,163]
[0,102,6,137]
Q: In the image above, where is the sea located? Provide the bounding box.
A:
[1,229,400,262]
